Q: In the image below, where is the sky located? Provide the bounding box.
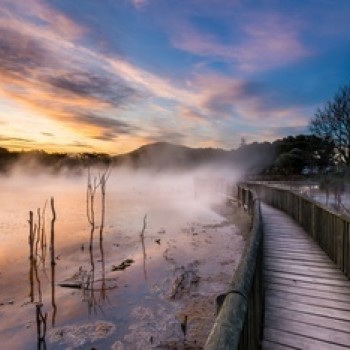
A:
[0,0,350,154]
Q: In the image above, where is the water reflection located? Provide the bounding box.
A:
[83,168,114,315]
[80,231,117,315]
[28,199,57,348]
[28,211,35,303]
[51,261,57,327]
[84,241,97,315]
[2,171,240,350]
[140,214,148,281]
[98,238,108,304]
[50,198,57,327]
[36,304,47,350]
[40,203,48,267]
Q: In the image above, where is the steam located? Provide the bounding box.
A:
[0,162,243,224]
[0,157,244,274]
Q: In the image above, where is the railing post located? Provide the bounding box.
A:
[311,204,316,240]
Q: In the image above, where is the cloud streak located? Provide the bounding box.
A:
[171,13,310,72]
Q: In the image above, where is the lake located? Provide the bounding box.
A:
[0,168,245,349]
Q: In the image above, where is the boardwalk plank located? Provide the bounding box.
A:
[266,271,350,287]
[266,306,350,333]
[266,297,350,321]
[265,264,346,280]
[265,257,335,269]
[264,328,349,349]
[267,283,350,302]
[265,256,337,267]
[266,275,350,294]
[265,253,332,263]
[267,290,350,311]
[264,246,324,253]
[264,249,328,257]
[262,340,298,350]
[265,317,350,347]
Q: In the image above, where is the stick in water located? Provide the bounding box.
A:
[50,197,56,266]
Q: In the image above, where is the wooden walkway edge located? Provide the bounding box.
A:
[262,204,350,350]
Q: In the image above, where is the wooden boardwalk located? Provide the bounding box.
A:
[261,204,350,350]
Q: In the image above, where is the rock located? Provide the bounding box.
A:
[111,259,135,271]
[169,267,199,300]
[111,340,124,350]
[48,321,116,349]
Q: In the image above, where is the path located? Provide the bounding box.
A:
[262,204,350,350]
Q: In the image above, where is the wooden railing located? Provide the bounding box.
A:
[251,183,350,279]
[205,185,264,350]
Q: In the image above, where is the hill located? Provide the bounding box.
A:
[113,142,229,169]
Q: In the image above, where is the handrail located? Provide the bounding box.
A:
[205,185,264,349]
[251,183,350,279]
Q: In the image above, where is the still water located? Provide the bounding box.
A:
[0,169,244,349]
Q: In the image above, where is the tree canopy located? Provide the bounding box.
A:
[310,85,350,166]
[267,134,334,175]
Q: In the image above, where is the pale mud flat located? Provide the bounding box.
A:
[0,170,248,350]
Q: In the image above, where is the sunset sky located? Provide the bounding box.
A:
[1,0,350,154]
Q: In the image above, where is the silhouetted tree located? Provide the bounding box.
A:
[274,148,304,175]
[268,135,334,175]
[310,85,350,165]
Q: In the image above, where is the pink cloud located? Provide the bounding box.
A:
[1,0,85,41]
[171,13,311,72]
[179,106,208,123]
[187,72,314,133]
[131,0,149,9]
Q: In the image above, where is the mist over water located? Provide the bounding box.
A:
[0,163,244,349]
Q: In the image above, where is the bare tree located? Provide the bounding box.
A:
[140,214,148,281]
[310,85,350,166]
[50,197,56,266]
[86,167,110,249]
[86,168,99,230]
[98,169,111,242]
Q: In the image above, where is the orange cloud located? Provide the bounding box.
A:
[179,107,208,123]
